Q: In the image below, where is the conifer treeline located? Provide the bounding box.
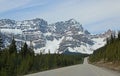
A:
[89,32,120,63]
[0,36,85,76]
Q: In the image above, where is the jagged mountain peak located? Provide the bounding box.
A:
[20,18,47,24]
[67,18,79,24]
[0,19,15,21]
[48,19,84,36]
[65,19,83,31]
[0,18,110,54]
[98,29,115,38]
[105,29,113,34]
[0,19,16,26]
[52,18,80,26]
[18,18,45,21]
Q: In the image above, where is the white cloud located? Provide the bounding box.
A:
[38,0,120,24]
[0,0,31,13]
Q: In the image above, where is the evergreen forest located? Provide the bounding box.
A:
[0,35,85,76]
[89,32,120,64]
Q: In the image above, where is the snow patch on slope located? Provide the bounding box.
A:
[66,37,106,54]
[34,37,64,54]
[65,37,73,40]
[78,31,84,34]
[91,38,106,50]
[44,32,52,36]
[67,44,93,54]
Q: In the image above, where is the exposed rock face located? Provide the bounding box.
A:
[0,18,114,54]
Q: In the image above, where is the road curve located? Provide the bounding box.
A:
[25,58,120,76]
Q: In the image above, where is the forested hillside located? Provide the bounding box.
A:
[89,32,120,64]
[0,34,85,76]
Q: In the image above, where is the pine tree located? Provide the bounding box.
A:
[89,31,120,63]
[21,42,28,57]
[110,35,114,43]
[9,37,17,54]
[0,33,3,51]
[118,31,120,40]
[106,38,109,44]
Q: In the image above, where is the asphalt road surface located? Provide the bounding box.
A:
[25,58,120,76]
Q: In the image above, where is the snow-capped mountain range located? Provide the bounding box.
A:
[0,18,114,54]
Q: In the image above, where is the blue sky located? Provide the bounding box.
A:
[0,0,120,34]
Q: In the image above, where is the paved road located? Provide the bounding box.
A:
[25,58,120,76]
